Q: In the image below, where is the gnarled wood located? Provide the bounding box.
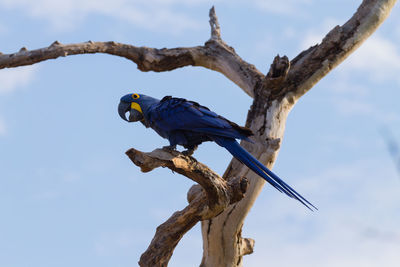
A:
[200,1,397,266]
[125,148,248,267]
[0,41,262,97]
[282,0,397,103]
[0,1,396,266]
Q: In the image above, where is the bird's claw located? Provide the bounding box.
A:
[182,149,194,156]
[182,145,198,156]
[162,145,177,152]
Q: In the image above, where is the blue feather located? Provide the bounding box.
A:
[119,94,317,210]
[212,136,317,211]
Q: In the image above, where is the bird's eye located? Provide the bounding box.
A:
[132,93,140,99]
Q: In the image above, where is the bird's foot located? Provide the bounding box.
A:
[162,145,177,153]
[182,149,194,156]
[182,145,198,156]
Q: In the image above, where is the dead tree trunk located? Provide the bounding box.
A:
[0,0,396,266]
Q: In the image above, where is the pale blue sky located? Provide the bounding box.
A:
[1,1,400,266]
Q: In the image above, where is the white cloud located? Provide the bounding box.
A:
[0,0,326,34]
[327,79,369,97]
[300,20,400,84]
[333,97,374,116]
[0,65,38,94]
[250,0,313,16]
[320,78,400,123]
[0,0,205,33]
[297,26,400,122]
[342,35,400,83]
[318,78,371,117]
[300,17,343,50]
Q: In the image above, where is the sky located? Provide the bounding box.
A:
[0,0,400,266]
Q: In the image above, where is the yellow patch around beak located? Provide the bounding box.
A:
[131,102,143,113]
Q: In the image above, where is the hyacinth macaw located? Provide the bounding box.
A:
[118,93,316,210]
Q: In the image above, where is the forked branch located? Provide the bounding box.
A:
[0,1,396,266]
[125,148,248,267]
[277,0,397,103]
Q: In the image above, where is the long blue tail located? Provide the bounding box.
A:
[213,137,317,211]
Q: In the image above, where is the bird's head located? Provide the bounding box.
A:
[118,93,159,122]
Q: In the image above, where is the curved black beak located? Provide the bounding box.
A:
[118,101,144,122]
[118,101,130,121]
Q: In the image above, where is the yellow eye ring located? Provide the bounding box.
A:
[132,93,140,99]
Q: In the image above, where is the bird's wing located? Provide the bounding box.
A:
[150,97,252,140]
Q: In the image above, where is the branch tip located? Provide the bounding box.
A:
[266,55,290,79]
[209,6,221,40]
[50,41,61,47]
[239,237,255,256]
[261,55,290,95]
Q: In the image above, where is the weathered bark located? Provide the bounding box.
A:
[0,36,262,98]
[200,1,397,266]
[125,148,248,266]
[0,0,396,266]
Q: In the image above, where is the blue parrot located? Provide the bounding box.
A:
[118,93,316,210]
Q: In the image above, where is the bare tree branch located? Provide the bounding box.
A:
[0,9,263,97]
[279,0,397,102]
[125,148,248,267]
[201,1,398,266]
[1,1,396,266]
